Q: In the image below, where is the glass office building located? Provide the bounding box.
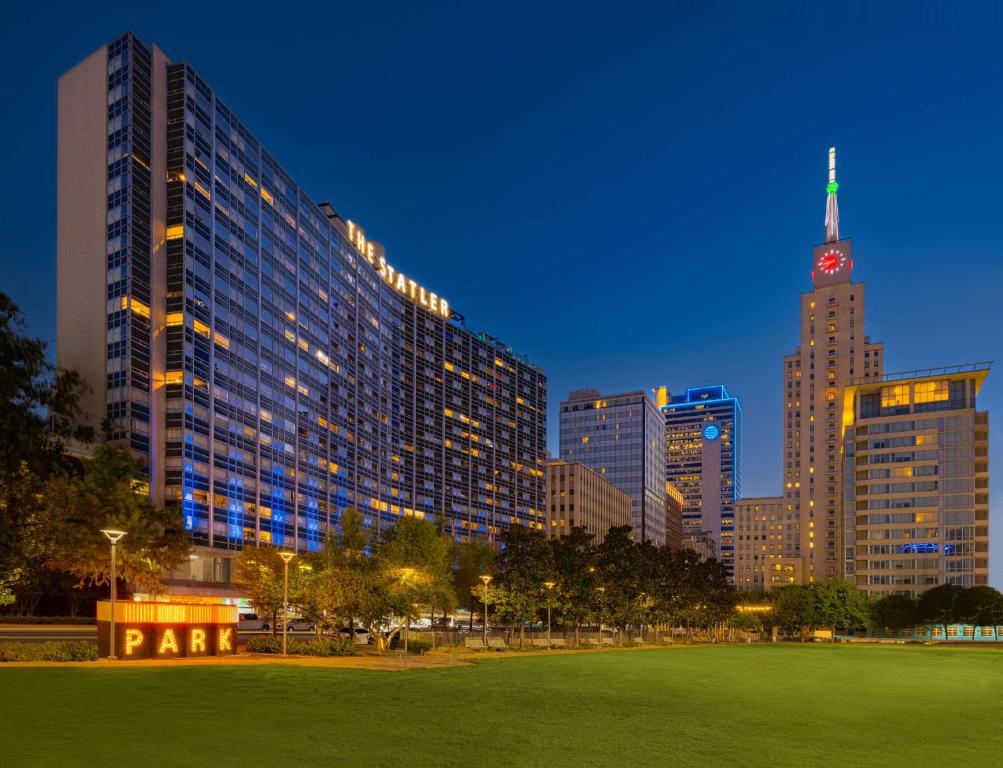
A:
[559,389,667,544]
[56,33,547,563]
[662,385,742,578]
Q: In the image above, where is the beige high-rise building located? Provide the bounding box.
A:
[545,460,633,543]
[734,497,785,591]
[783,148,884,583]
[842,364,990,597]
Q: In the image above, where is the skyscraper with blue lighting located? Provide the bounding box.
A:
[662,385,742,579]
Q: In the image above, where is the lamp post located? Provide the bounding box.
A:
[544,581,556,649]
[100,529,127,660]
[278,551,295,655]
[596,585,606,646]
[479,574,493,646]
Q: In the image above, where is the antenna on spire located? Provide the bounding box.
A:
[825,146,840,242]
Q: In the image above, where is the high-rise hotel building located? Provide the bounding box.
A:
[783,149,883,582]
[56,33,547,564]
[559,389,667,544]
[842,364,990,596]
[662,385,742,578]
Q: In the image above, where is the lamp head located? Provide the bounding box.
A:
[278,551,296,564]
[100,529,127,544]
[544,581,556,590]
[479,574,493,585]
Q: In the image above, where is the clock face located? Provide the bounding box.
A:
[817,248,847,275]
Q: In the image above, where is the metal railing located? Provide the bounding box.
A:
[850,361,991,386]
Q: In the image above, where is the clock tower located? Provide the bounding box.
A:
[780,148,884,585]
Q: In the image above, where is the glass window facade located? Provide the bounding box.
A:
[663,385,742,580]
[68,33,547,556]
[559,390,667,544]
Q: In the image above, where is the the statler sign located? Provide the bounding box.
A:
[96,601,238,659]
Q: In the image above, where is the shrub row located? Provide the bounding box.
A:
[245,635,357,656]
[0,641,98,662]
[0,616,96,625]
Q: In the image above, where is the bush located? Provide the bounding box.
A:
[245,635,284,654]
[297,637,357,657]
[0,641,97,662]
[0,616,96,625]
[406,639,432,655]
[245,634,356,656]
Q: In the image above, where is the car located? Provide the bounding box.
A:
[338,626,371,645]
[238,613,270,632]
[286,618,316,632]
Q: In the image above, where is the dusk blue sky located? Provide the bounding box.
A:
[2,2,1001,584]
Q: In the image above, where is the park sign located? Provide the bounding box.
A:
[96,601,238,660]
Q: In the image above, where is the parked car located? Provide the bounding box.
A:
[338,626,371,645]
[239,613,270,632]
[286,618,316,632]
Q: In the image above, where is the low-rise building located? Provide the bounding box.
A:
[545,460,633,543]
[734,497,785,590]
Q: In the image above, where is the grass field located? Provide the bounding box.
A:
[2,645,1001,767]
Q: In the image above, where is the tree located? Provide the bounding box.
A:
[868,594,917,634]
[550,526,599,645]
[916,584,964,625]
[379,515,456,645]
[807,581,869,637]
[954,586,1003,626]
[595,527,651,641]
[452,537,496,630]
[770,585,812,640]
[492,525,554,647]
[38,445,190,593]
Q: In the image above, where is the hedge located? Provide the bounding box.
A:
[245,635,356,656]
[0,641,98,662]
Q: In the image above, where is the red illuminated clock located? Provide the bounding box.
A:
[817,248,847,275]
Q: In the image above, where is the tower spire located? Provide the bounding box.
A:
[825,146,839,242]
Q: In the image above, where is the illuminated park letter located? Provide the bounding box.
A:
[158,628,179,655]
[218,627,233,652]
[125,628,144,656]
[190,628,206,654]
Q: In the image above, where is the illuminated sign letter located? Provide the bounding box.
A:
[439,299,450,319]
[218,627,233,653]
[158,628,180,655]
[125,628,144,656]
[190,628,207,654]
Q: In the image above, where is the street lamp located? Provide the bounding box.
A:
[596,585,606,646]
[100,529,127,660]
[543,581,556,649]
[278,551,295,656]
[479,574,493,646]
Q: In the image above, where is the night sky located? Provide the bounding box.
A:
[3,2,1001,584]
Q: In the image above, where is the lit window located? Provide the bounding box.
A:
[881,384,909,408]
[914,380,948,404]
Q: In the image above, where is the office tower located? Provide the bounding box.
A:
[545,461,633,543]
[665,481,684,551]
[56,33,547,573]
[842,363,990,596]
[734,497,786,590]
[662,385,742,578]
[782,148,883,582]
[559,389,667,544]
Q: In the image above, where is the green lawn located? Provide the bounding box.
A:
[2,645,1001,767]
